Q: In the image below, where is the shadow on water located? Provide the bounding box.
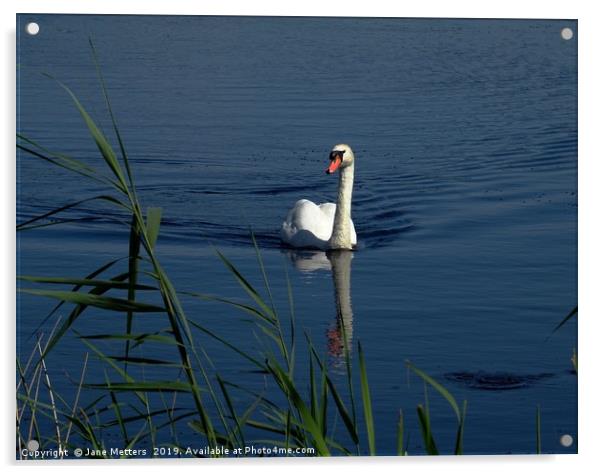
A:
[444,371,555,390]
[284,249,355,370]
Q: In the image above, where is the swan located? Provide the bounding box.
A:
[280,144,357,250]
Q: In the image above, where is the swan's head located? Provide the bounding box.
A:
[326,144,354,174]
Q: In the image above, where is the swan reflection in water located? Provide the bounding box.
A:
[284,249,354,366]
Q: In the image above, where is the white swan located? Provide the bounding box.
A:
[280,144,357,250]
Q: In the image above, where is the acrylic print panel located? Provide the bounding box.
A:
[16,14,577,459]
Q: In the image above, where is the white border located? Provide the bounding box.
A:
[3,1,601,473]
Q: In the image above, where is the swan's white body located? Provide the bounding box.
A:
[280,144,357,250]
[281,200,357,250]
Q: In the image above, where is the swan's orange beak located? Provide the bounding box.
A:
[326,151,344,174]
[326,157,342,174]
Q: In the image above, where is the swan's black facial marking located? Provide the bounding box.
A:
[329,150,345,161]
[326,150,345,174]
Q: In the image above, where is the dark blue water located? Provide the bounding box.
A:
[17,15,577,455]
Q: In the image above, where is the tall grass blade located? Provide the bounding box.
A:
[42,73,129,193]
[358,341,376,455]
[319,369,328,438]
[215,375,245,448]
[416,403,438,455]
[35,272,135,359]
[105,371,130,446]
[146,207,162,249]
[88,38,136,193]
[406,361,461,423]
[266,358,330,456]
[65,352,88,445]
[106,356,183,367]
[18,275,155,291]
[215,250,276,324]
[550,306,578,336]
[309,356,317,421]
[17,133,97,173]
[36,339,62,450]
[26,258,125,339]
[336,303,358,453]
[306,338,359,446]
[454,400,468,455]
[185,291,275,327]
[397,409,405,455]
[83,381,196,393]
[16,137,120,190]
[535,405,541,454]
[250,230,276,316]
[17,195,130,231]
[20,289,166,313]
[79,333,182,347]
[124,215,142,373]
[188,320,264,368]
[283,262,296,376]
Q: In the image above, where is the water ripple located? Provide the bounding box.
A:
[445,371,555,390]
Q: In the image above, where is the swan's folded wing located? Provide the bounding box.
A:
[318,202,336,220]
[281,200,334,246]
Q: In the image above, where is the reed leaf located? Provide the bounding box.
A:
[309,356,317,421]
[146,207,162,249]
[83,381,196,393]
[106,356,183,367]
[187,421,233,450]
[78,336,158,413]
[20,289,166,313]
[89,38,136,193]
[406,361,461,423]
[215,374,245,447]
[26,258,125,339]
[79,333,182,347]
[246,418,287,435]
[105,371,129,445]
[18,275,155,291]
[188,320,264,369]
[306,338,359,446]
[99,408,191,429]
[319,368,328,438]
[16,137,120,191]
[396,409,405,455]
[454,400,468,455]
[535,405,541,454]
[17,133,97,173]
[551,306,578,335]
[67,410,105,454]
[358,341,376,455]
[416,403,438,455]
[185,291,275,327]
[125,215,142,372]
[37,272,131,359]
[266,358,330,456]
[43,72,129,193]
[215,250,277,325]
[17,195,130,231]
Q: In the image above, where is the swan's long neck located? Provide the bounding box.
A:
[329,163,354,249]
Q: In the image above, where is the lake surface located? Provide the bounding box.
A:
[17,15,577,455]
